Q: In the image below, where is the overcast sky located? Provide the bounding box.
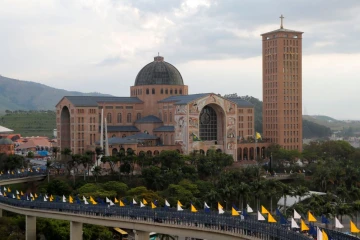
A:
[1,0,360,119]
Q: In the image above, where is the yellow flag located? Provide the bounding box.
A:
[351,220,360,233]
[31,197,35,201]
[308,211,317,222]
[151,202,156,209]
[261,205,269,214]
[11,171,14,175]
[268,213,277,223]
[232,207,240,216]
[0,171,3,174]
[30,169,33,172]
[143,198,148,205]
[16,195,20,200]
[119,200,125,207]
[69,196,73,203]
[92,200,97,205]
[50,197,53,202]
[322,230,329,240]
[8,187,11,193]
[20,191,24,196]
[35,193,38,198]
[114,197,119,203]
[90,196,94,201]
[3,192,6,197]
[177,200,183,207]
[301,219,309,231]
[191,204,198,213]
[218,202,223,210]
[256,132,262,140]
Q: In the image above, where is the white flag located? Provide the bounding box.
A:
[219,208,225,214]
[133,198,137,204]
[0,191,2,196]
[177,204,183,211]
[317,227,323,240]
[44,197,47,202]
[204,202,210,209]
[140,201,145,208]
[12,194,15,199]
[45,194,48,199]
[247,204,254,213]
[62,195,66,202]
[27,196,29,201]
[109,200,114,206]
[4,187,7,192]
[17,170,20,174]
[7,170,9,174]
[106,197,110,203]
[291,218,300,228]
[335,217,344,228]
[258,211,265,221]
[294,209,301,219]
[30,193,33,198]
[16,190,19,195]
[82,196,86,201]
[165,199,170,207]
[84,199,89,205]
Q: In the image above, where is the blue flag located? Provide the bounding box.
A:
[276,208,282,216]
[280,215,288,224]
[309,224,316,235]
[322,215,330,224]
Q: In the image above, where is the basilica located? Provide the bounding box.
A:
[56,55,269,162]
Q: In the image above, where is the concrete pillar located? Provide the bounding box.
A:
[26,215,36,240]
[134,230,150,240]
[70,221,83,240]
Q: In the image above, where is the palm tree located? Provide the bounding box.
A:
[264,180,281,213]
[352,200,360,226]
[234,182,250,211]
[219,185,234,211]
[46,159,52,183]
[85,150,95,177]
[279,182,294,216]
[81,154,91,181]
[92,166,101,183]
[205,188,220,209]
[250,180,266,212]
[336,202,352,222]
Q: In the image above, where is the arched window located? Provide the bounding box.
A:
[164,112,167,122]
[179,89,183,94]
[170,89,173,94]
[152,88,155,94]
[161,89,163,94]
[122,134,126,138]
[137,113,141,120]
[169,112,172,122]
[175,89,178,94]
[117,113,122,123]
[199,106,217,140]
[107,113,112,123]
[165,89,168,94]
[146,89,149,95]
[127,113,132,123]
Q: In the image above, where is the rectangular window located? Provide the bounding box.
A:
[126,106,133,109]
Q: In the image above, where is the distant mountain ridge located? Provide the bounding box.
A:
[0,75,111,112]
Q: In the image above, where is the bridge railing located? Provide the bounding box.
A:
[0,196,311,240]
[0,171,46,181]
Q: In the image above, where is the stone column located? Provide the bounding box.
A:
[26,215,36,240]
[134,230,150,240]
[70,221,83,240]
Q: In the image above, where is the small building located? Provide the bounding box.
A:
[0,138,15,155]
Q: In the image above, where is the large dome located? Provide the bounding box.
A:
[134,56,184,86]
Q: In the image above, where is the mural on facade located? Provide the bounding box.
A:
[174,114,187,153]
[176,105,187,114]
[189,117,199,128]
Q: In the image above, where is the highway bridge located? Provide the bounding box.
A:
[0,173,357,240]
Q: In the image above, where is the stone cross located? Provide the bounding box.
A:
[280,14,284,29]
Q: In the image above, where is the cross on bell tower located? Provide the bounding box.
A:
[279,14,284,29]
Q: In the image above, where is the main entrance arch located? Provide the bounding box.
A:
[60,106,71,149]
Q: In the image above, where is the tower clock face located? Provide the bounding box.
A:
[200,112,210,124]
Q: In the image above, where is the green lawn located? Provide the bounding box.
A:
[0,111,56,138]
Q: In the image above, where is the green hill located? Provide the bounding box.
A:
[0,75,110,113]
[0,111,56,137]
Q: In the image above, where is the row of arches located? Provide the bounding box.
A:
[237,147,268,161]
[132,88,184,96]
[111,148,180,156]
[105,112,138,124]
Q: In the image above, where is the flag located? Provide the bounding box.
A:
[280,215,288,224]
[242,209,249,217]
[204,202,210,209]
[308,211,317,222]
[3,192,6,197]
[351,220,360,233]
[257,211,265,221]
[301,219,309,231]
[322,230,329,240]
[140,201,145,208]
[35,193,38,198]
[29,193,33,198]
[119,200,125,207]
[309,224,317,235]
[109,200,114,206]
[191,204,198,213]
[291,218,300,228]
[177,203,183,211]
[219,207,224,214]
[8,187,11,193]
[276,208,281,216]
[106,197,110,203]
[256,132,262,140]
[62,195,66,203]
[165,199,170,207]
[21,191,24,196]
[16,195,20,200]
[317,227,323,240]
[151,202,157,209]
[177,200,183,207]
[3,187,6,192]
[12,194,15,199]
[16,190,19,195]
[114,197,119,203]
[69,196,73,204]
[218,202,223,210]
[143,199,148,205]
[44,197,47,202]
[294,209,301,219]
[132,198,137,205]
[247,204,253,213]
[261,205,269,214]
[84,199,89,205]
[335,217,344,228]
[45,194,48,199]
[0,191,2,196]
[232,207,239,216]
[268,213,277,223]
[321,215,330,224]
